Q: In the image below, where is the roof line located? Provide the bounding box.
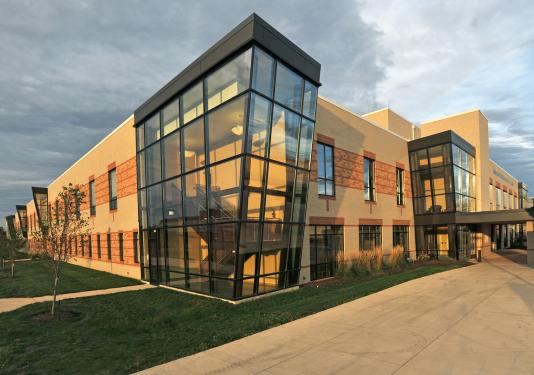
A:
[420,108,488,125]
[362,107,414,125]
[318,96,411,142]
[489,158,519,184]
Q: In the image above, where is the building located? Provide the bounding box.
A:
[14,14,534,301]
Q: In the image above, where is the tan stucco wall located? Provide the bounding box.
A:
[362,108,414,140]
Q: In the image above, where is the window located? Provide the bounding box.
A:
[162,98,179,136]
[496,187,501,209]
[269,105,300,165]
[97,234,101,258]
[55,200,59,224]
[252,47,274,97]
[364,157,375,201]
[393,225,409,253]
[163,130,181,179]
[75,236,78,255]
[359,225,382,251]
[316,142,334,196]
[145,113,161,146]
[182,82,204,124]
[302,81,318,120]
[88,235,93,257]
[309,225,344,281]
[107,233,112,260]
[298,119,315,170]
[274,63,303,112]
[133,232,139,263]
[396,168,405,205]
[109,169,117,210]
[119,233,124,261]
[246,94,272,157]
[146,143,162,185]
[183,118,205,172]
[81,236,85,256]
[89,180,96,215]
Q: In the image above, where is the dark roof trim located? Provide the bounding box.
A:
[414,209,534,226]
[32,186,48,224]
[134,13,321,125]
[408,130,475,156]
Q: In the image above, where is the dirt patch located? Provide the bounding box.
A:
[31,310,81,322]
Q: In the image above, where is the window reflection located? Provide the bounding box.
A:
[184,169,207,224]
[163,98,180,136]
[209,158,241,222]
[274,63,303,112]
[164,178,183,225]
[252,48,274,97]
[183,82,204,124]
[207,49,251,110]
[146,143,161,185]
[302,81,318,119]
[163,130,181,179]
[247,94,271,157]
[186,226,209,275]
[147,184,163,228]
[183,118,205,172]
[269,105,300,165]
[145,113,161,145]
[298,118,315,169]
[167,227,185,272]
[210,223,237,278]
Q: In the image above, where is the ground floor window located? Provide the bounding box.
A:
[359,225,381,251]
[393,225,409,254]
[309,225,344,281]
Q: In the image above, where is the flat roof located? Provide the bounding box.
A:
[414,209,534,225]
[134,13,321,125]
[408,130,476,155]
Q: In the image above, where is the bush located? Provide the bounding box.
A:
[337,247,409,279]
[386,246,406,271]
[417,253,431,262]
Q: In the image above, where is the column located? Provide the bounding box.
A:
[527,221,534,267]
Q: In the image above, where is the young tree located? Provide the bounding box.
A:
[32,184,89,316]
[0,231,25,277]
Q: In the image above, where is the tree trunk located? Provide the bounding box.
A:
[51,268,59,316]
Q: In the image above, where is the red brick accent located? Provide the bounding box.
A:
[88,175,95,182]
[318,194,336,200]
[95,173,109,205]
[489,177,493,185]
[495,181,501,189]
[73,230,138,266]
[503,186,508,193]
[316,133,335,146]
[363,150,376,160]
[309,216,345,225]
[396,162,405,169]
[117,156,138,199]
[359,218,383,225]
[375,161,397,196]
[108,162,116,171]
[393,219,411,225]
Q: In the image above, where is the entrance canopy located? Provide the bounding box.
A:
[415,208,534,226]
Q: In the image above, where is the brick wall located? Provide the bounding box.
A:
[74,230,139,266]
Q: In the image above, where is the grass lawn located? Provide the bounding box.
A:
[0,260,142,298]
[0,262,466,374]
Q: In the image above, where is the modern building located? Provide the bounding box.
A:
[15,14,534,301]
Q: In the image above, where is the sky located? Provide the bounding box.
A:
[1,0,534,224]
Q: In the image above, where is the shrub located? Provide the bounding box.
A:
[387,246,406,271]
[417,253,431,262]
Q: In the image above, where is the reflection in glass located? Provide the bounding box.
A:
[252,47,274,97]
[163,130,181,178]
[186,226,209,275]
[137,151,146,188]
[183,82,204,124]
[183,118,205,172]
[208,95,247,163]
[209,158,241,222]
[246,94,272,157]
[274,63,303,112]
[298,118,315,170]
[210,223,237,278]
[163,98,180,136]
[137,123,144,150]
[145,113,161,145]
[167,227,185,272]
[302,81,318,119]
[147,183,163,228]
[164,178,183,225]
[411,149,429,171]
[269,105,300,165]
[146,143,161,185]
[207,48,251,110]
[184,169,207,224]
[292,170,309,223]
[428,144,451,167]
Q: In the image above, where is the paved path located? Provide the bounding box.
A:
[138,250,534,375]
[0,284,153,313]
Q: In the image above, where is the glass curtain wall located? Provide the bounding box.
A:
[136,45,318,299]
[309,225,344,281]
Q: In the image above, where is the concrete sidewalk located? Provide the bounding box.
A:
[138,250,534,375]
[0,284,153,313]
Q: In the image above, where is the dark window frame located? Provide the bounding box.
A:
[89,180,96,216]
[396,168,405,205]
[309,225,344,281]
[364,157,375,202]
[133,232,139,263]
[316,142,335,196]
[97,234,101,258]
[359,225,382,251]
[119,233,124,261]
[393,225,409,253]
[109,168,118,210]
[107,233,112,260]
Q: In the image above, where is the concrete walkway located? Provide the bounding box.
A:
[138,250,534,375]
[0,284,153,313]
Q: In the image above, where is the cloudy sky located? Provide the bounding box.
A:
[1,0,534,224]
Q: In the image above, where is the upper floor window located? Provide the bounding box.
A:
[364,157,375,201]
[495,187,501,209]
[109,169,117,210]
[89,180,96,216]
[396,168,404,205]
[316,142,334,196]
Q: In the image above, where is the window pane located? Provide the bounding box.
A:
[208,95,247,163]
[182,82,204,124]
[452,144,461,166]
[210,223,237,278]
[265,164,295,222]
[243,156,265,188]
[413,169,432,197]
[317,144,325,179]
[269,106,300,165]
[145,113,161,145]
[146,143,162,185]
[266,163,295,193]
[298,118,315,169]
[137,151,145,188]
[184,169,207,224]
[147,183,163,228]
[207,48,251,110]
[139,190,147,228]
[209,158,241,222]
[274,63,303,112]
[167,227,185,272]
[137,124,144,150]
[183,118,205,172]
[163,130,181,179]
[164,178,183,226]
[428,144,451,167]
[431,166,454,195]
[246,94,272,157]
[252,47,274,97]
[411,149,429,170]
[302,81,318,119]
[292,170,309,223]
[163,98,180,136]
[109,170,117,198]
[185,226,209,275]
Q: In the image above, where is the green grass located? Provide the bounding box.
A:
[0,260,141,298]
[0,262,466,375]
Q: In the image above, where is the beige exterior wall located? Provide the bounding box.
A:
[25,115,141,279]
[362,108,415,141]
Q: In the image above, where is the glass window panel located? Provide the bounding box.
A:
[182,82,204,124]
[164,178,183,226]
[288,224,304,271]
[302,81,318,119]
[239,222,261,255]
[269,105,300,165]
[188,275,210,294]
[461,149,469,170]
[411,149,429,170]
[139,190,147,228]
[428,144,451,167]
[184,169,207,224]
[469,173,476,197]
[433,194,454,213]
[145,113,161,145]
[212,278,234,299]
[185,226,209,275]
[266,163,295,194]
[257,274,282,294]
[243,156,265,188]
[168,272,187,289]
[242,190,262,220]
[162,98,180,136]
[163,130,181,179]
[208,95,247,163]
[146,143,162,185]
[210,223,238,278]
[167,227,185,272]
[413,170,432,197]
[262,222,290,253]
[431,167,453,195]
[183,118,205,172]
[264,194,290,222]
[109,169,117,199]
[246,94,272,157]
[452,144,461,166]
[469,154,476,173]
[207,48,251,110]
[137,151,146,188]
[414,196,433,215]
[292,170,309,223]
[274,63,303,112]
[252,47,274,97]
[137,124,145,150]
[298,118,315,170]
[209,158,241,222]
[147,183,163,228]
